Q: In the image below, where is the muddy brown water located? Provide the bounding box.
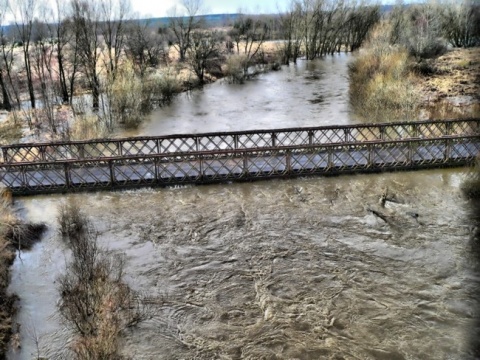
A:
[6,169,480,359]
[123,54,355,137]
[6,54,480,359]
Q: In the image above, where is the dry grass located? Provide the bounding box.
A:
[418,47,480,105]
[349,43,419,122]
[0,115,23,145]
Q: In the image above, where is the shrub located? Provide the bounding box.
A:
[349,43,419,122]
[224,54,248,83]
[57,203,156,359]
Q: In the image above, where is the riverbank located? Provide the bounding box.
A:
[417,47,480,119]
[0,187,45,357]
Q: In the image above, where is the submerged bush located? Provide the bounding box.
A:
[57,203,156,359]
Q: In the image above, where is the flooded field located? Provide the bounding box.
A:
[7,168,480,359]
[6,51,480,359]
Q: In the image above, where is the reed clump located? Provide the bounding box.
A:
[349,23,420,122]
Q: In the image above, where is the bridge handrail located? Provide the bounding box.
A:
[1,118,479,164]
[1,134,477,167]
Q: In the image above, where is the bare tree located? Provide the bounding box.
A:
[169,0,204,62]
[99,0,131,79]
[187,30,222,84]
[279,1,304,65]
[231,15,270,74]
[125,19,167,77]
[50,0,74,104]
[0,0,12,110]
[441,0,480,48]
[10,0,38,109]
[70,0,101,109]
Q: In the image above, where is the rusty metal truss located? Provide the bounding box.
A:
[1,118,479,164]
[1,133,479,195]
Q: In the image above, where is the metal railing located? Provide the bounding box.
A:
[1,118,478,164]
[1,134,478,194]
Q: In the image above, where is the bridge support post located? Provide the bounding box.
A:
[286,150,291,174]
[243,154,248,177]
[1,148,8,163]
[408,142,414,165]
[117,142,123,156]
[154,158,160,183]
[199,155,204,182]
[64,163,70,189]
[109,160,115,186]
[444,138,451,161]
[367,144,372,167]
[271,133,277,147]
[327,148,333,171]
[308,131,314,146]
[234,135,239,150]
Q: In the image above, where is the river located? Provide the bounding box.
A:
[7,54,480,359]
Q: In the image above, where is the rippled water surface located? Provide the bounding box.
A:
[124,54,354,137]
[7,168,480,359]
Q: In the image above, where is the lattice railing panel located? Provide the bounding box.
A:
[313,129,345,144]
[199,135,235,151]
[410,142,445,164]
[70,162,111,187]
[372,145,410,166]
[0,169,24,189]
[237,133,272,149]
[122,140,158,156]
[113,161,156,184]
[244,152,287,177]
[24,166,67,190]
[202,157,244,178]
[349,127,381,142]
[331,146,370,169]
[450,121,479,136]
[416,123,448,139]
[276,131,310,147]
[449,139,480,159]
[160,138,197,153]
[80,142,119,159]
[157,157,201,182]
[4,146,43,163]
[45,145,79,161]
[290,151,329,172]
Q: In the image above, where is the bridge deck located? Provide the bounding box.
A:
[2,135,479,195]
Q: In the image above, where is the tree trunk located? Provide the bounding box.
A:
[0,72,11,111]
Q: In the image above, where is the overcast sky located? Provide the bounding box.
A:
[131,0,292,18]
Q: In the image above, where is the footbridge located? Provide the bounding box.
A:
[1,118,479,195]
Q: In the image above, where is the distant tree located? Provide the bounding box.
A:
[168,0,204,62]
[187,30,222,84]
[441,1,480,48]
[0,0,12,110]
[126,19,167,77]
[70,0,102,109]
[99,0,131,79]
[11,0,38,109]
[230,15,270,73]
